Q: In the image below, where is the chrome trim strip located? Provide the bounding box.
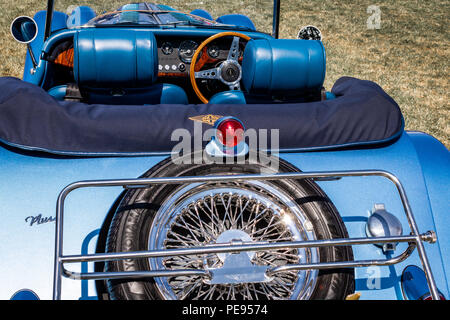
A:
[59,235,423,264]
[62,267,210,281]
[268,242,416,275]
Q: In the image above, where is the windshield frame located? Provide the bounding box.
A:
[87,9,220,27]
[43,0,281,40]
[85,9,261,33]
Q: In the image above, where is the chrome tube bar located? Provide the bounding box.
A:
[59,234,428,264]
[268,242,416,275]
[61,242,416,282]
[53,169,440,300]
[63,267,210,281]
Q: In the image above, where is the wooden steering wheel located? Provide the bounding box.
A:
[189,32,251,103]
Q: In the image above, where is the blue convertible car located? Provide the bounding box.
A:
[1,1,449,300]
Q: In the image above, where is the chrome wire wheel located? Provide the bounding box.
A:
[148,181,320,300]
[105,156,354,300]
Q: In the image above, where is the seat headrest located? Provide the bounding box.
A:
[242,39,326,96]
[74,29,158,87]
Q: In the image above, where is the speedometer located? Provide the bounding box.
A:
[179,40,199,63]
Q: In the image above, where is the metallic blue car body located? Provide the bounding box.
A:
[1,131,448,300]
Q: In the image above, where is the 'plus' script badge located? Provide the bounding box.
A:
[25,214,56,227]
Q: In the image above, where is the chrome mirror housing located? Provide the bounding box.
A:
[297,25,322,41]
[10,16,38,44]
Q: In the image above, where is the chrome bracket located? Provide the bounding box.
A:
[207,252,272,285]
[204,138,249,158]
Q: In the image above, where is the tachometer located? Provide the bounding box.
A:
[179,40,198,63]
[207,45,220,58]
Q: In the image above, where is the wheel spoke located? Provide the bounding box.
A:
[195,67,220,80]
[234,195,251,229]
[198,198,224,234]
[179,281,203,300]
[183,208,216,241]
[219,193,233,230]
[228,82,241,91]
[192,204,220,238]
[227,36,240,61]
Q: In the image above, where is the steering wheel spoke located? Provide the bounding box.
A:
[229,83,241,91]
[227,36,241,62]
[195,67,221,80]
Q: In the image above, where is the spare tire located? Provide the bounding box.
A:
[105,153,354,300]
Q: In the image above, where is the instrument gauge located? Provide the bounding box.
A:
[207,45,220,58]
[161,42,173,55]
[179,40,199,63]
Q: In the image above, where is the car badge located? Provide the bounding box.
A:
[189,114,224,126]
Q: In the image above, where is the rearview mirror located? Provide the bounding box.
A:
[10,16,38,43]
[297,25,322,41]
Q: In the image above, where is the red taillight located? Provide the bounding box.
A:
[216,118,244,148]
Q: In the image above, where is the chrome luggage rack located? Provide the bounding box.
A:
[52,170,441,300]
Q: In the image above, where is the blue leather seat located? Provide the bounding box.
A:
[190,9,213,20]
[209,91,247,104]
[209,38,326,104]
[48,29,188,104]
[216,14,256,31]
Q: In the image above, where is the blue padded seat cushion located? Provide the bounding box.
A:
[190,9,214,21]
[47,85,68,101]
[74,29,158,87]
[209,91,246,104]
[242,39,326,95]
[216,14,256,31]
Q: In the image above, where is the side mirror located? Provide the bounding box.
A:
[297,25,322,41]
[10,16,38,43]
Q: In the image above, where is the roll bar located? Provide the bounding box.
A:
[44,0,54,40]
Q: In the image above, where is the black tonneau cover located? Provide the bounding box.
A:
[0,76,404,156]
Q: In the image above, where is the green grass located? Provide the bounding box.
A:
[0,0,448,147]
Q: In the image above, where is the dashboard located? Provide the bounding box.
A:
[156,36,244,77]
